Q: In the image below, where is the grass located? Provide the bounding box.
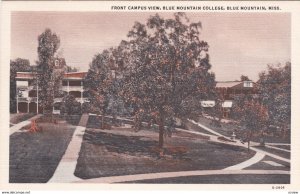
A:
[121,174,290,184]
[74,124,255,179]
[86,115,131,129]
[9,115,81,183]
[245,155,290,171]
[191,116,290,144]
[270,145,290,150]
[10,113,35,124]
[252,146,290,159]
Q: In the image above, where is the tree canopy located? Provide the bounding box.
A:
[118,13,216,147]
[257,62,291,131]
[36,28,63,113]
[10,58,32,113]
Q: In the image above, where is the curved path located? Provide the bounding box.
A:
[73,169,289,183]
[224,152,265,170]
[187,119,290,164]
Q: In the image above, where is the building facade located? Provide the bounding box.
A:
[216,80,257,117]
[15,71,88,114]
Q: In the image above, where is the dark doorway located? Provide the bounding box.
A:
[69,91,82,98]
[29,102,37,113]
[18,102,28,113]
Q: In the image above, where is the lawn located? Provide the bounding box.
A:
[10,113,35,125]
[252,146,290,159]
[74,124,255,179]
[245,155,290,171]
[270,145,290,150]
[9,115,81,183]
[191,116,290,144]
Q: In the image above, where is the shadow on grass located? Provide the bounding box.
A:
[75,128,256,179]
[36,115,81,126]
[86,115,133,129]
[84,130,188,159]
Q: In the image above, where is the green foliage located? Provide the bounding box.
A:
[257,62,291,130]
[60,94,82,115]
[240,75,250,81]
[84,50,114,115]
[36,28,63,113]
[236,101,269,131]
[65,66,79,72]
[233,100,269,147]
[118,13,216,147]
[10,58,32,113]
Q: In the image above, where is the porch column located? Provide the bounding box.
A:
[16,86,19,113]
[37,84,39,114]
[81,81,83,104]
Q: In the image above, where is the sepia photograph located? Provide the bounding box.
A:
[2,1,300,192]
[7,11,291,184]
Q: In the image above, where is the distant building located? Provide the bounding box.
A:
[15,66,88,114]
[216,80,256,100]
[215,80,257,117]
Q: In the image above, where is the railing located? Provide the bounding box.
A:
[17,86,28,90]
[28,97,37,102]
[17,97,28,102]
[75,98,89,103]
[62,86,83,92]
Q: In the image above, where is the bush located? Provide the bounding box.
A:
[60,95,82,115]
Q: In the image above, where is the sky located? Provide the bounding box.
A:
[11,12,290,81]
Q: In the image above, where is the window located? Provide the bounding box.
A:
[243,81,253,88]
[69,80,82,86]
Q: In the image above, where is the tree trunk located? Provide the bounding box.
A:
[247,140,250,151]
[158,119,164,149]
[248,130,253,151]
[260,129,265,146]
[101,114,104,129]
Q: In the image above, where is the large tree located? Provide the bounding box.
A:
[257,62,291,136]
[10,58,32,113]
[36,28,63,114]
[234,100,269,149]
[84,49,115,128]
[120,13,216,148]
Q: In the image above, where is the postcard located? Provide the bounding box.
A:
[0,0,300,192]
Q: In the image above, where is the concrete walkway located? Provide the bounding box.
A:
[73,169,289,183]
[250,147,290,163]
[187,119,290,163]
[223,152,265,170]
[10,114,42,135]
[188,119,223,136]
[266,143,290,146]
[48,114,89,183]
[265,144,290,153]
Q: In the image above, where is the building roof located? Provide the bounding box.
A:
[16,72,36,79]
[16,71,88,80]
[63,72,88,79]
[216,81,242,88]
